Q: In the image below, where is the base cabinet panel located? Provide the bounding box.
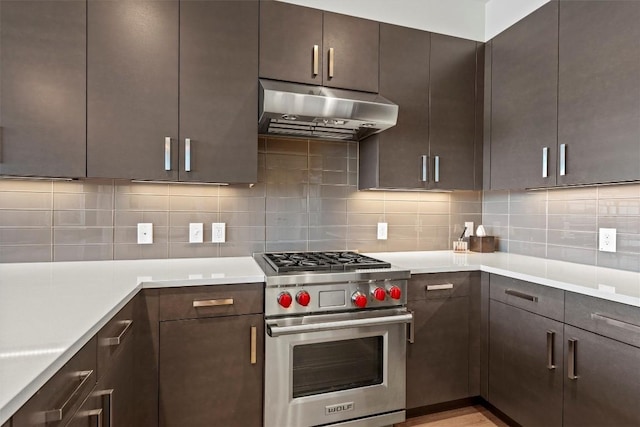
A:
[563,325,640,427]
[488,300,563,427]
[159,314,264,427]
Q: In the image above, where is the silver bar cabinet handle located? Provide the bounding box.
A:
[164,137,171,171]
[193,298,234,308]
[328,48,335,78]
[102,320,133,346]
[313,45,319,76]
[94,389,114,427]
[591,313,640,334]
[560,143,567,176]
[268,313,413,337]
[185,138,191,172]
[542,147,549,178]
[568,338,578,380]
[45,370,94,422]
[250,326,257,365]
[434,155,440,183]
[81,409,103,427]
[427,283,454,291]
[504,288,538,302]
[421,155,428,182]
[408,310,415,344]
[546,330,556,370]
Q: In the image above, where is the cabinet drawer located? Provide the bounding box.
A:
[565,292,640,348]
[97,296,135,381]
[12,337,97,427]
[159,283,263,321]
[407,272,476,301]
[490,274,564,321]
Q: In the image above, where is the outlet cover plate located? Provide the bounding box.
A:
[212,223,226,243]
[464,222,474,237]
[189,223,204,243]
[599,228,616,253]
[137,223,153,245]
[377,222,388,240]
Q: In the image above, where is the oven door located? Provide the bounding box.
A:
[264,308,412,427]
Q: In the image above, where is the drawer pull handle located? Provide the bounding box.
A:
[434,155,440,183]
[421,155,428,182]
[546,330,556,370]
[505,289,538,302]
[184,138,192,172]
[312,45,319,76]
[559,143,567,176]
[250,326,257,365]
[94,389,114,427]
[542,147,549,178]
[407,309,415,344]
[328,47,335,78]
[426,283,454,291]
[102,320,133,346]
[45,370,94,422]
[591,313,640,334]
[164,137,172,171]
[80,409,103,427]
[193,298,234,308]
[568,338,578,380]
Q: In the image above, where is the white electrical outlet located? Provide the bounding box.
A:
[137,223,153,245]
[189,223,204,243]
[377,222,388,240]
[599,228,617,253]
[464,222,474,237]
[212,223,226,243]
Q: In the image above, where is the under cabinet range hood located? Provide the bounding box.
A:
[259,79,398,141]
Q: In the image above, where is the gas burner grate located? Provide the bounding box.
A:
[263,251,391,273]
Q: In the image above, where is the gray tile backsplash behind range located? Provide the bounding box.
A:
[0,137,481,263]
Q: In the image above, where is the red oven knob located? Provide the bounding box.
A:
[277,292,293,308]
[388,286,402,300]
[296,291,311,307]
[372,287,386,301]
[352,292,368,308]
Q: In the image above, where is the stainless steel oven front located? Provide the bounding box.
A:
[264,308,411,427]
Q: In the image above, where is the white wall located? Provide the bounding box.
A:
[277,0,486,41]
[485,0,551,40]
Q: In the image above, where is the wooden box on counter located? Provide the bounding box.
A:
[469,236,495,253]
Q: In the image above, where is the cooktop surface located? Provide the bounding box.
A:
[262,251,392,273]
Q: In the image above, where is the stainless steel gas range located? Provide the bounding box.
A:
[254,251,413,427]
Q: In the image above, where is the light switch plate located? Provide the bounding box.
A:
[464,222,474,237]
[137,223,153,245]
[377,222,388,240]
[599,228,616,253]
[212,223,226,243]
[189,223,204,243]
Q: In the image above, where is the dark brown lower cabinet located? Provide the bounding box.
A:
[489,300,564,427]
[159,314,264,427]
[563,325,640,427]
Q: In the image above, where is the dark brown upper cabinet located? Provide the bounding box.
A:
[490,1,559,190]
[259,2,379,93]
[360,28,480,190]
[0,0,86,178]
[88,0,258,183]
[557,0,640,186]
[359,24,430,190]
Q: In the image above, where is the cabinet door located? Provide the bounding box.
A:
[489,300,563,427]
[159,314,264,427]
[558,1,640,185]
[259,1,323,85]
[563,325,640,427]
[0,0,86,178]
[406,296,470,408]
[359,24,429,190]
[323,12,379,93]
[87,0,179,180]
[429,34,478,190]
[179,0,258,183]
[490,2,559,190]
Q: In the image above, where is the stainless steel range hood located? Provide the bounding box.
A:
[259,79,398,141]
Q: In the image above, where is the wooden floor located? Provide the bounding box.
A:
[395,405,509,427]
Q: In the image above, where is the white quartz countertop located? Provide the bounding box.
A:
[0,257,265,425]
[366,251,640,307]
[1,251,640,424]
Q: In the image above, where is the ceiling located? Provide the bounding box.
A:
[277,0,551,42]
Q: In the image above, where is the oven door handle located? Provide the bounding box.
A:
[266,313,414,337]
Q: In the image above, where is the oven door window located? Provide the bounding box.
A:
[292,336,383,398]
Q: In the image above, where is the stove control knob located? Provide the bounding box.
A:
[388,286,402,300]
[352,292,368,308]
[277,292,293,308]
[372,287,386,301]
[296,291,311,307]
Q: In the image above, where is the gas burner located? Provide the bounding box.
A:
[262,251,391,273]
